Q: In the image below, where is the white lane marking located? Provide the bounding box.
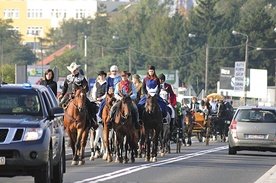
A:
[254,164,276,183]
[75,145,228,183]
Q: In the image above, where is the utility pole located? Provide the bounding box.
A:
[129,46,131,73]
[205,44,209,96]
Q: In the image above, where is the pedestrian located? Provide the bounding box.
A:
[40,69,57,96]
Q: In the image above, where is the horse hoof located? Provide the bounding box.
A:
[78,160,85,165]
[131,158,135,163]
[89,156,94,161]
[71,161,78,166]
[123,160,128,164]
[160,153,165,157]
[145,158,150,162]
[151,157,157,162]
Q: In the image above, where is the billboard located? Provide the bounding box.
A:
[219,67,267,98]
[220,67,250,91]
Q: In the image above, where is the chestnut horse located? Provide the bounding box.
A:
[63,85,89,165]
[112,94,137,163]
[142,93,163,162]
[102,92,116,162]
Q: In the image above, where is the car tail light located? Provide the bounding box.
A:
[230,119,237,139]
[230,119,237,130]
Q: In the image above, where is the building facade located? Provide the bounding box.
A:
[0,0,129,45]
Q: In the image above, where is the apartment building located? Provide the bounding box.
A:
[0,0,130,46]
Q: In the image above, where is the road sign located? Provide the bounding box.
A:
[234,62,245,92]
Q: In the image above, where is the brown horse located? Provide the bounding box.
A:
[112,94,137,163]
[183,110,194,146]
[63,85,89,165]
[142,93,163,162]
[102,92,116,162]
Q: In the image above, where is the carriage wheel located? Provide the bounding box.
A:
[175,128,181,153]
[205,126,210,146]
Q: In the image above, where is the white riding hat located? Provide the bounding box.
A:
[67,62,80,72]
[110,65,118,72]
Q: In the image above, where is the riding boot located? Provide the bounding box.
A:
[162,113,167,123]
[108,105,116,128]
[132,104,141,129]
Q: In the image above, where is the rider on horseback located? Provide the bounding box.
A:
[158,73,177,133]
[137,65,168,123]
[58,62,98,129]
[97,65,122,126]
[109,71,141,129]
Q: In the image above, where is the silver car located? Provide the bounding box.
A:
[228,106,276,155]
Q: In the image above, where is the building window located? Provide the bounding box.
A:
[76,9,86,19]
[28,9,43,18]
[27,26,43,37]
[51,9,67,19]
[4,9,19,19]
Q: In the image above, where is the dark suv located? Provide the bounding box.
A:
[0,83,65,183]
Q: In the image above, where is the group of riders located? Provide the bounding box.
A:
[57,62,234,151]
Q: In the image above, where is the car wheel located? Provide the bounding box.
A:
[228,145,237,155]
[34,148,52,183]
[52,146,65,183]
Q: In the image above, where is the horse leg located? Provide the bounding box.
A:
[89,129,95,161]
[79,128,89,165]
[103,125,112,162]
[123,137,129,164]
[144,131,150,162]
[151,129,159,162]
[66,129,78,165]
[94,125,103,158]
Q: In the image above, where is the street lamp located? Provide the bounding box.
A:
[84,35,87,78]
[188,33,208,96]
[232,30,249,106]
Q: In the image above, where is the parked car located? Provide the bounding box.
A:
[0,83,65,183]
[228,106,276,155]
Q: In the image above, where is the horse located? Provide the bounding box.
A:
[159,88,172,155]
[112,94,137,163]
[142,93,163,162]
[183,110,194,146]
[102,92,116,162]
[89,122,104,161]
[216,101,233,142]
[63,85,89,165]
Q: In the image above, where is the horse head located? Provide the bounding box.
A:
[106,92,116,108]
[145,93,158,114]
[121,95,132,118]
[72,84,87,112]
[185,110,194,124]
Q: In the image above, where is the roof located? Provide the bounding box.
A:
[36,44,76,66]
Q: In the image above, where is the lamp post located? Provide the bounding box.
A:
[188,33,208,96]
[84,35,87,78]
[232,30,249,106]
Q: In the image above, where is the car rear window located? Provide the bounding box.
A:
[235,109,276,123]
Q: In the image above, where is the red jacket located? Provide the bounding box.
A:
[163,83,177,107]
